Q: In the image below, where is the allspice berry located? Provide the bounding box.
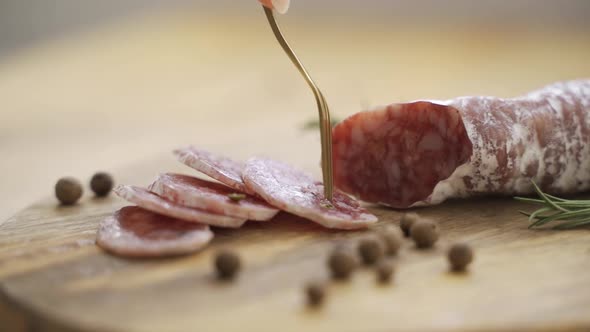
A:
[328,247,357,280]
[376,259,395,284]
[448,243,474,272]
[214,250,241,280]
[55,177,83,205]
[410,219,440,249]
[305,281,326,307]
[358,236,384,265]
[90,172,114,197]
[379,226,402,256]
[400,213,420,237]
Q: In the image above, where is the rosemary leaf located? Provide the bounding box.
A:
[544,194,569,202]
[518,210,532,217]
[553,201,590,208]
[554,218,590,230]
[529,212,571,228]
[514,197,545,205]
[527,207,554,222]
[531,182,568,213]
[302,117,341,131]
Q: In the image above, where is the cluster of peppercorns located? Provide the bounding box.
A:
[303,227,401,307]
[304,213,474,307]
[55,172,114,205]
[210,213,474,308]
[400,213,474,271]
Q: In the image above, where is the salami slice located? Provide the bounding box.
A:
[96,206,213,257]
[332,80,590,208]
[174,146,255,195]
[149,173,279,221]
[242,157,378,229]
[114,185,248,228]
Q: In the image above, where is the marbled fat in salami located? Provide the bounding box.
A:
[149,173,279,221]
[332,80,590,208]
[243,157,378,229]
[96,206,213,257]
[114,185,248,228]
[174,146,256,195]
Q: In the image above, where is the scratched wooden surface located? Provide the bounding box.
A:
[1,5,590,332]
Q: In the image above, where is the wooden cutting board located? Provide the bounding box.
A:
[2,167,590,332]
[1,6,590,332]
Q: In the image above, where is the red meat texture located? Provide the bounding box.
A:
[332,80,590,208]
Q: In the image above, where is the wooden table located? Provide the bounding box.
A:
[1,6,590,332]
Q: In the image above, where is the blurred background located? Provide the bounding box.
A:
[1,0,589,56]
[0,0,589,222]
[1,0,590,58]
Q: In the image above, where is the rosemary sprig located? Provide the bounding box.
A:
[515,182,590,229]
[302,117,341,131]
[228,193,247,202]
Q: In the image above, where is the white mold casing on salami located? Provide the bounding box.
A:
[332,80,590,208]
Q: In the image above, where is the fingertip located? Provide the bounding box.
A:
[259,0,274,10]
[273,0,290,14]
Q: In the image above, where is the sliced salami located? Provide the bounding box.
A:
[96,206,213,257]
[242,157,378,230]
[114,185,248,228]
[149,173,279,221]
[332,79,590,208]
[174,146,255,195]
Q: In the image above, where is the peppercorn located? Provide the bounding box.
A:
[448,243,474,272]
[328,247,357,280]
[400,213,420,237]
[214,250,241,280]
[305,281,326,307]
[358,236,384,265]
[378,226,402,256]
[55,177,83,205]
[90,172,114,197]
[410,219,440,249]
[375,259,395,284]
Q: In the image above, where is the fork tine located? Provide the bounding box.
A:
[319,92,334,200]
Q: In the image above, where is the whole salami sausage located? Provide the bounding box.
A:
[332,80,590,208]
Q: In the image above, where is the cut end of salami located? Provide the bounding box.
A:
[332,102,473,208]
[243,157,378,230]
[333,80,590,208]
[149,173,279,221]
[174,146,255,195]
[96,206,213,257]
[114,185,247,228]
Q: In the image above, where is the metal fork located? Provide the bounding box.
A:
[262,6,334,202]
